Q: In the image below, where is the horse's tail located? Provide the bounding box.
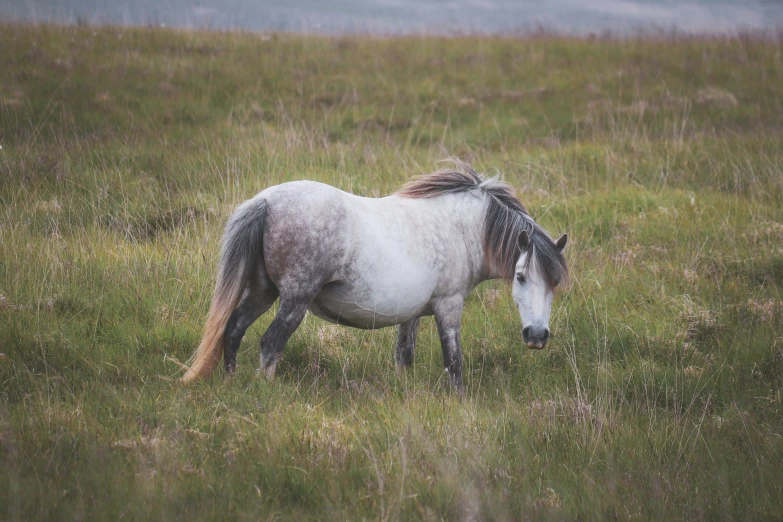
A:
[181,197,268,383]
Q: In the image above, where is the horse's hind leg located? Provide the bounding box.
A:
[395,317,420,368]
[258,296,311,379]
[224,284,279,374]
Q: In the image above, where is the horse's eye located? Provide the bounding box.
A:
[516,273,526,284]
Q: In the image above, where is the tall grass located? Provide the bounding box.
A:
[1,24,782,520]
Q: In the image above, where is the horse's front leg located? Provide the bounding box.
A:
[433,297,465,393]
[395,317,420,368]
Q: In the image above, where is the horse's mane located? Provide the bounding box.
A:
[396,159,568,287]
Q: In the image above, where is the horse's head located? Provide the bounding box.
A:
[511,231,568,350]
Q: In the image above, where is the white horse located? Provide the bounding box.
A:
[182,161,568,391]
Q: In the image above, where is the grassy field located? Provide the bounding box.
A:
[1,24,782,520]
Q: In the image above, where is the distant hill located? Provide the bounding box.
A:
[1,0,782,35]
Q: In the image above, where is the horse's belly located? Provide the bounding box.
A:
[310,282,430,329]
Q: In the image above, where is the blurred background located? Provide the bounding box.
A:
[3,0,783,35]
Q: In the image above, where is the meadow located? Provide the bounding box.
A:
[1,24,782,520]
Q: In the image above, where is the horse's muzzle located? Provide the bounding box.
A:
[523,326,549,350]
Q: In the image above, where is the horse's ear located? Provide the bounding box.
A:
[518,230,530,250]
[554,233,568,252]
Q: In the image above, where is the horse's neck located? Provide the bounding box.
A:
[460,194,510,284]
[438,192,499,286]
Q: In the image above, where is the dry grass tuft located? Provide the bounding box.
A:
[302,417,354,467]
[35,198,63,214]
[317,324,351,359]
[745,299,780,323]
[482,289,502,308]
[112,435,168,451]
[696,87,738,107]
[534,487,562,512]
[683,309,721,342]
[0,294,26,311]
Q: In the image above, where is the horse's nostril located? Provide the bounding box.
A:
[522,327,531,341]
[523,326,549,347]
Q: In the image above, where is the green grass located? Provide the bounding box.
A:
[1,23,783,520]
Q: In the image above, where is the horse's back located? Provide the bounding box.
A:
[256,181,352,288]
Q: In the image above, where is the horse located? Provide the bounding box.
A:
[181,160,568,391]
